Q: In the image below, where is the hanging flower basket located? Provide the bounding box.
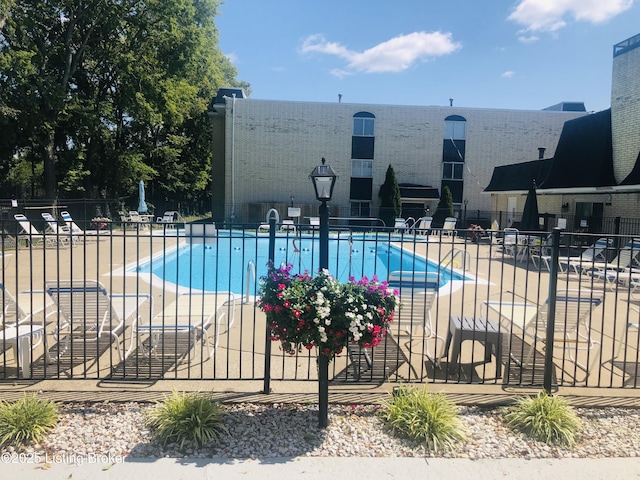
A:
[258,263,398,361]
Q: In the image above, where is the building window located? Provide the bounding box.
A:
[444,115,466,140]
[353,112,375,136]
[442,162,464,180]
[351,159,373,178]
[350,201,370,217]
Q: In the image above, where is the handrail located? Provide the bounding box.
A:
[245,260,256,304]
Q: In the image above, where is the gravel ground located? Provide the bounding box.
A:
[2,402,640,461]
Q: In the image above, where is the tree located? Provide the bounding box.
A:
[433,185,454,227]
[378,165,401,228]
[0,0,247,207]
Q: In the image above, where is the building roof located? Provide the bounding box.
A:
[484,109,617,194]
[539,109,615,191]
[484,159,553,193]
[542,102,587,112]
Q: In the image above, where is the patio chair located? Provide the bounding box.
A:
[526,289,604,376]
[0,283,45,377]
[14,214,56,247]
[41,212,76,246]
[156,211,177,228]
[556,237,612,275]
[127,291,238,361]
[585,238,640,288]
[308,217,320,230]
[492,227,520,258]
[45,280,152,362]
[387,271,445,364]
[441,217,457,237]
[393,218,407,233]
[414,216,432,236]
[280,220,296,233]
[60,211,105,238]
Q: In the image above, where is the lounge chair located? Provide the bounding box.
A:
[586,238,640,288]
[482,289,604,378]
[557,237,612,275]
[0,283,45,377]
[128,291,238,360]
[393,218,407,233]
[156,211,177,228]
[41,212,76,246]
[441,217,457,237]
[60,211,105,238]
[526,289,604,376]
[308,217,320,230]
[45,280,152,362]
[414,216,432,236]
[280,220,296,233]
[387,271,445,364]
[14,214,56,247]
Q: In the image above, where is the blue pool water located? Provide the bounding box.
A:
[134,232,466,295]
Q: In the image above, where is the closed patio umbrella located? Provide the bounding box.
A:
[138,180,148,213]
[519,181,540,231]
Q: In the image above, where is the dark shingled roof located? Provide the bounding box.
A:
[484,109,617,193]
[485,159,553,192]
[539,109,615,190]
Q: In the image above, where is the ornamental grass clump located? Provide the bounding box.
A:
[145,390,227,449]
[0,393,58,447]
[378,385,466,452]
[258,263,398,360]
[502,391,581,447]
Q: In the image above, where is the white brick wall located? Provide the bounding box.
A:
[222,98,584,222]
[612,43,640,182]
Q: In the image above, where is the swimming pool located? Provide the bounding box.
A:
[133,231,467,296]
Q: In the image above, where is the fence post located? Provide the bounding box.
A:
[262,213,277,394]
[543,227,561,393]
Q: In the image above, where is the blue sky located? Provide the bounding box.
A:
[217,0,639,112]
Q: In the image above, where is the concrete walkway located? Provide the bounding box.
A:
[3,456,640,480]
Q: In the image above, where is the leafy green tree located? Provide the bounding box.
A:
[378,165,402,228]
[433,185,454,227]
[0,0,246,208]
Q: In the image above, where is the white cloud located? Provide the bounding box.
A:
[300,31,461,75]
[225,52,239,64]
[517,34,540,44]
[508,0,634,33]
[502,71,516,78]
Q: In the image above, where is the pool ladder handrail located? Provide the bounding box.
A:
[245,260,256,304]
[440,248,471,271]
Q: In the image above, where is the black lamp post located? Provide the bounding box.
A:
[309,157,338,428]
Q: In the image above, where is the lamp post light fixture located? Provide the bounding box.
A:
[309,157,338,428]
[309,157,338,271]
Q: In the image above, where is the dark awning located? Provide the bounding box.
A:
[484,159,553,193]
[398,184,440,200]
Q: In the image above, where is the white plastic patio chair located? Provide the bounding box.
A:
[387,271,445,364]
[60,211,105,238]
[14,214,57,247]
[128,291,238,361]
[46,280,151,362]
[41,212,75,246]
[442,217,457,237]
[0,283,45,377]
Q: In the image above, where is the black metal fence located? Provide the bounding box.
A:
[1,216,640,392]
